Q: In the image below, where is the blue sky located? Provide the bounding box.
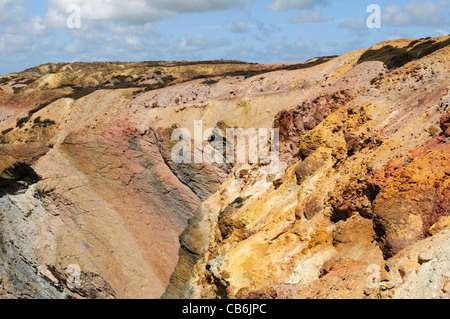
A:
[0,0,448,75]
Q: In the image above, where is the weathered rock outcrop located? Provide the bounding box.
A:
[1,36,449,299]
[165,36,450,300]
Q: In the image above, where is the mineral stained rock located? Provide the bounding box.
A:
[1,37,449,299]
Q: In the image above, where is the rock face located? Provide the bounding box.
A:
[1,37,450,299]
[164,36,450,300]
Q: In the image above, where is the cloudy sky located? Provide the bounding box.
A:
[0,0,449,75]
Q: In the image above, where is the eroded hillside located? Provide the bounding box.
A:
[0,36,449,299]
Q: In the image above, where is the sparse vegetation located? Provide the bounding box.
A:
[428,125,439,136]
[32,116,56,128]
[12,87,22,94]
[16,116,30,128]
[200,79,219,85]
[16,97,61,128]
[193,56,338,83]
[65,86,97,100]
[407,40,420,48]
[0,77,11,85]
[358,38,450,69]
[1,127,13,135]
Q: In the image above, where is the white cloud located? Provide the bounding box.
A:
[44,7,71,28]
[150,0,245,13]
[0,0,25,24]
[433,29,448,36]
[224,39,322,63]
[328,41,337,47]
[231,21,249,33]
[46,0,245,23]
[386,33,407,41]
[269,0,327,11]
[61,19,164,60]
[177,34,229,51]
[0,34,33,54]
[264,38,321,62]
[0,0,244,72]
[290,10,326,23]
[338,0,450,32]
[338,17,367,31]
[30,16,46,35]
[109,22,155,36]
[384,0,450,27]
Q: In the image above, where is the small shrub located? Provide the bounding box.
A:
[407,40,420,48]
[1,127,13,135]
[200,79,219,85]
[0,77,11,85]
[16,116,30,128]
[428,125,439,136]
[358,38,450,69]
[43,119,56,125]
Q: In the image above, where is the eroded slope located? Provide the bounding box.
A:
[0,36,449,299]
[164,36,450,299]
